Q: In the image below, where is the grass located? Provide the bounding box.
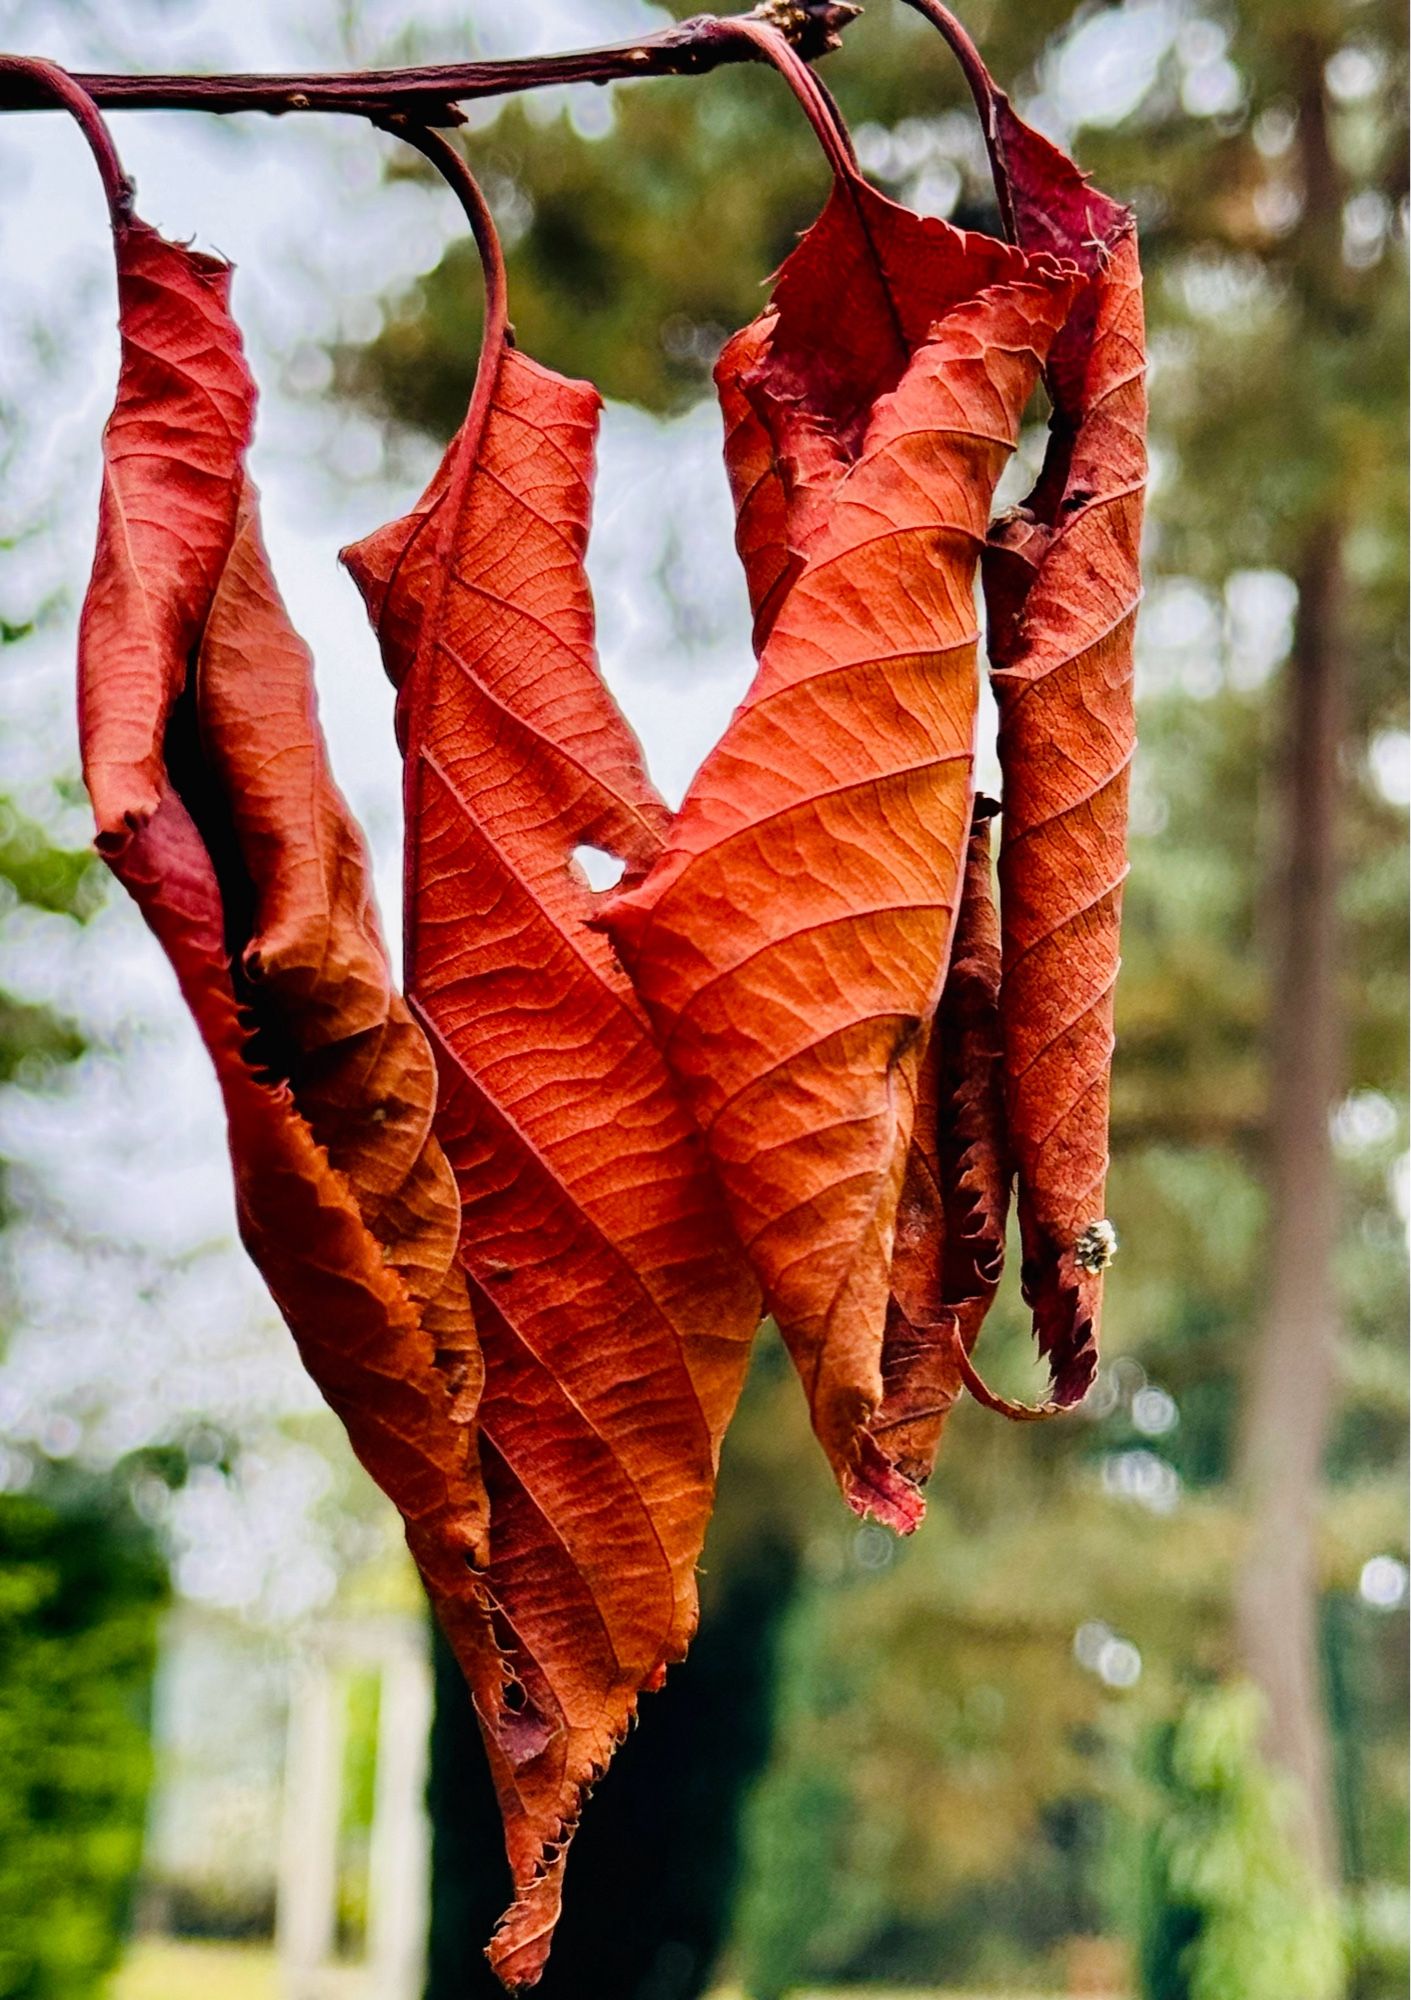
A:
[112,1940,1105,2000]
[112,1941,278,2000]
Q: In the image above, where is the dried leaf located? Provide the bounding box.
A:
[868,800,1010,1486]
[77,219,254,849]
[719,306,1004,1517]
[78,218,491,1663]
[715,163,1022,1510]
[605,170,1075,1523]
[343,151,761,1987]
[949,35,1147,1404]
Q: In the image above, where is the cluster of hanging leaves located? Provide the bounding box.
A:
[39,8,1144,1985]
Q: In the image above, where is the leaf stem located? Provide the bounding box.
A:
[0,55,132,228]
[722,19,860,182]
[380,123,509,364]
[895,0,1017,240]
[952,1331,1063,1424]
[364,126,513,984]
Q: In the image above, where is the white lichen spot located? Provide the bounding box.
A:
[1075,1219,1119,1274]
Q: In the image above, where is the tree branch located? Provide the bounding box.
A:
[0,4,863,127]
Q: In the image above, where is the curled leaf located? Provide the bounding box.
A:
[989,175,1142,1408]
[78,215,491,1674]
[605,156,1075,1524]
[77,218,254,847]
[343,135,761,1990]
[909,4,1147,1403]
[865,800,1011,1491]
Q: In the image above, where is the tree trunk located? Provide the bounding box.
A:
[1232,27,1352,1895]
[1233,520,1345,1888]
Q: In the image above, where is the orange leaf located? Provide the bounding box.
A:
[721,307,1011,1516]
[605,162,1075,1525]
[78,217,492,1669]
[342,141,761,1989]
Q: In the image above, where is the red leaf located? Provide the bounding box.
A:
[343,143,761,1988]
[604,162,1075,1524]
[77,219,254,850]
[990,175,1143,1406]
[78,218,492,1676]
[910,7,1147,1401]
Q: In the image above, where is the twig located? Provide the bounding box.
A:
[0,4,863,128]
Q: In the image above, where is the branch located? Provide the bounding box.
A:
[0,4,863,127]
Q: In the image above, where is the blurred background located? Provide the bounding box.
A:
[0,1,1405,1997]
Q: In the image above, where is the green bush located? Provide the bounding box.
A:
[1140,1682,1345,2000]
[0,1477,166,2000]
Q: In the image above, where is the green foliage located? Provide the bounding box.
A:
[0,630,104,1228]
[0,797,100,922]
[335,1668,381,1952]
[734,1591,876,2000]
[0,994,83,1087]
[0,533,146,2000]
[727,1316,1233,1991]
[0,1477,167,2000]
[1139,1683,1344,2000]
[0,795,98,1099]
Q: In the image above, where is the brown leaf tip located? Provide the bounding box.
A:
[1074,1219,1119,1275]
[844,1434,926,1536]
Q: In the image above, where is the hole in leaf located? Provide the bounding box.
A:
[572,844,626,892]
